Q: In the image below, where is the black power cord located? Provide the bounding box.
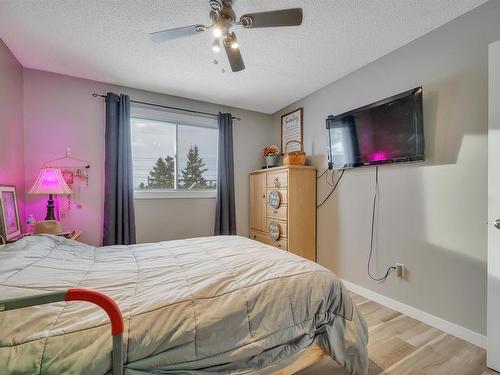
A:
[368,166,396,282]
[316,168,328,179]
[317,169,345,208]
[325,169,334,187]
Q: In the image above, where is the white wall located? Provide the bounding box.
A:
[0,39,24,232]
[23,69,272,246]
[272,1,500,336]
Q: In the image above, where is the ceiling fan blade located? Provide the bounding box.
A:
[239,8,303,28]
[224,40,245,72]
[150,24,207,42]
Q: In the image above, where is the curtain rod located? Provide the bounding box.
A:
[92,93,241,121]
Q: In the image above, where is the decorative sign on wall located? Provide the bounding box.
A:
[281,108,303,155]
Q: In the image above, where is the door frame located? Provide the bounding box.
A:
[487,39,500,372]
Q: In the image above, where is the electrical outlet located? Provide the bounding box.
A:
[396,263,405,278]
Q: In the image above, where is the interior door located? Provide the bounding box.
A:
[250,173,266,232]
[488,40,500,372]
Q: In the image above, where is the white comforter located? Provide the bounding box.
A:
[0,235,368,374]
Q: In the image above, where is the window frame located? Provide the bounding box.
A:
[131,106,218,200]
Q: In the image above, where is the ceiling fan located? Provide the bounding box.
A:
[150,0,303,72]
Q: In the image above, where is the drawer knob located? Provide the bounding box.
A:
[273,209,278,214]
[277,243,281,247]
[253,235,257,239]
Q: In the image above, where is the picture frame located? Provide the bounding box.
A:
[281,108,303,155]
[0,185,21,241]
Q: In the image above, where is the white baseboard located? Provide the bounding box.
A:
[341,279,487,349]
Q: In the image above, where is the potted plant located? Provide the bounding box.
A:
[263,145,280,168]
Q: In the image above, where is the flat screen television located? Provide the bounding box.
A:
[326,87,424,169]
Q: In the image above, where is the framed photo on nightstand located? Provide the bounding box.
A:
[0,185,21,241]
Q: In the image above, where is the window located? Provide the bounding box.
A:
[131,107,218,198]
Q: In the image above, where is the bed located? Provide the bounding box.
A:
[0,235,368,374]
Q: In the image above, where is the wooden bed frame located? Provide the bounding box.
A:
[270,344,328,375]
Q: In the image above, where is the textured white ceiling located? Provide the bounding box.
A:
[0,0,487,113]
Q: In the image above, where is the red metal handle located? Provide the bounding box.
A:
[66,288,124,336]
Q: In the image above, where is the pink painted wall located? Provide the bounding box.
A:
[0,39,25,232]
[23,69,108,245]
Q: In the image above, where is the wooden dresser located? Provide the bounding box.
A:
[249,165,316,261]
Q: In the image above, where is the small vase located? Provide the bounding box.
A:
[265,155,280,168]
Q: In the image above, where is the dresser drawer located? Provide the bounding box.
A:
[267,219,288,239]
[269,238,287,251]
[267,188,287,205]
[249,229,269,244]
[266,204,287,221]
[249,229,287,250]
[267,172,288,188]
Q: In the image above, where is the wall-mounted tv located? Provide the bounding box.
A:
[326,87,424,169]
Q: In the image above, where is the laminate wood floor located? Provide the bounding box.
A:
[297,292,498,375]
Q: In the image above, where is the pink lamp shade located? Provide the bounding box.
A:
[28,168,72,195]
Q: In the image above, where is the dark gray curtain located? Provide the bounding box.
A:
[103,93,136,245]
[214,112,236,235]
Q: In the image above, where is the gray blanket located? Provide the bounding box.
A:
[0,235,368,374]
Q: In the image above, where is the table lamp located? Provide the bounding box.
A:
[28,168,72,221]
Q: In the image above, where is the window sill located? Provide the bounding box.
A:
[134,190,217,199]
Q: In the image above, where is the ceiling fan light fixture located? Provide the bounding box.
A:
[225,32,239,49]
[213,27,223,38]
[212,39,221,52]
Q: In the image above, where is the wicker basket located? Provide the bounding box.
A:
[283,140,306,166]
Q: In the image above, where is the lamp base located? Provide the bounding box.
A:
[35,220,62,235]
[46,193,56,220]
